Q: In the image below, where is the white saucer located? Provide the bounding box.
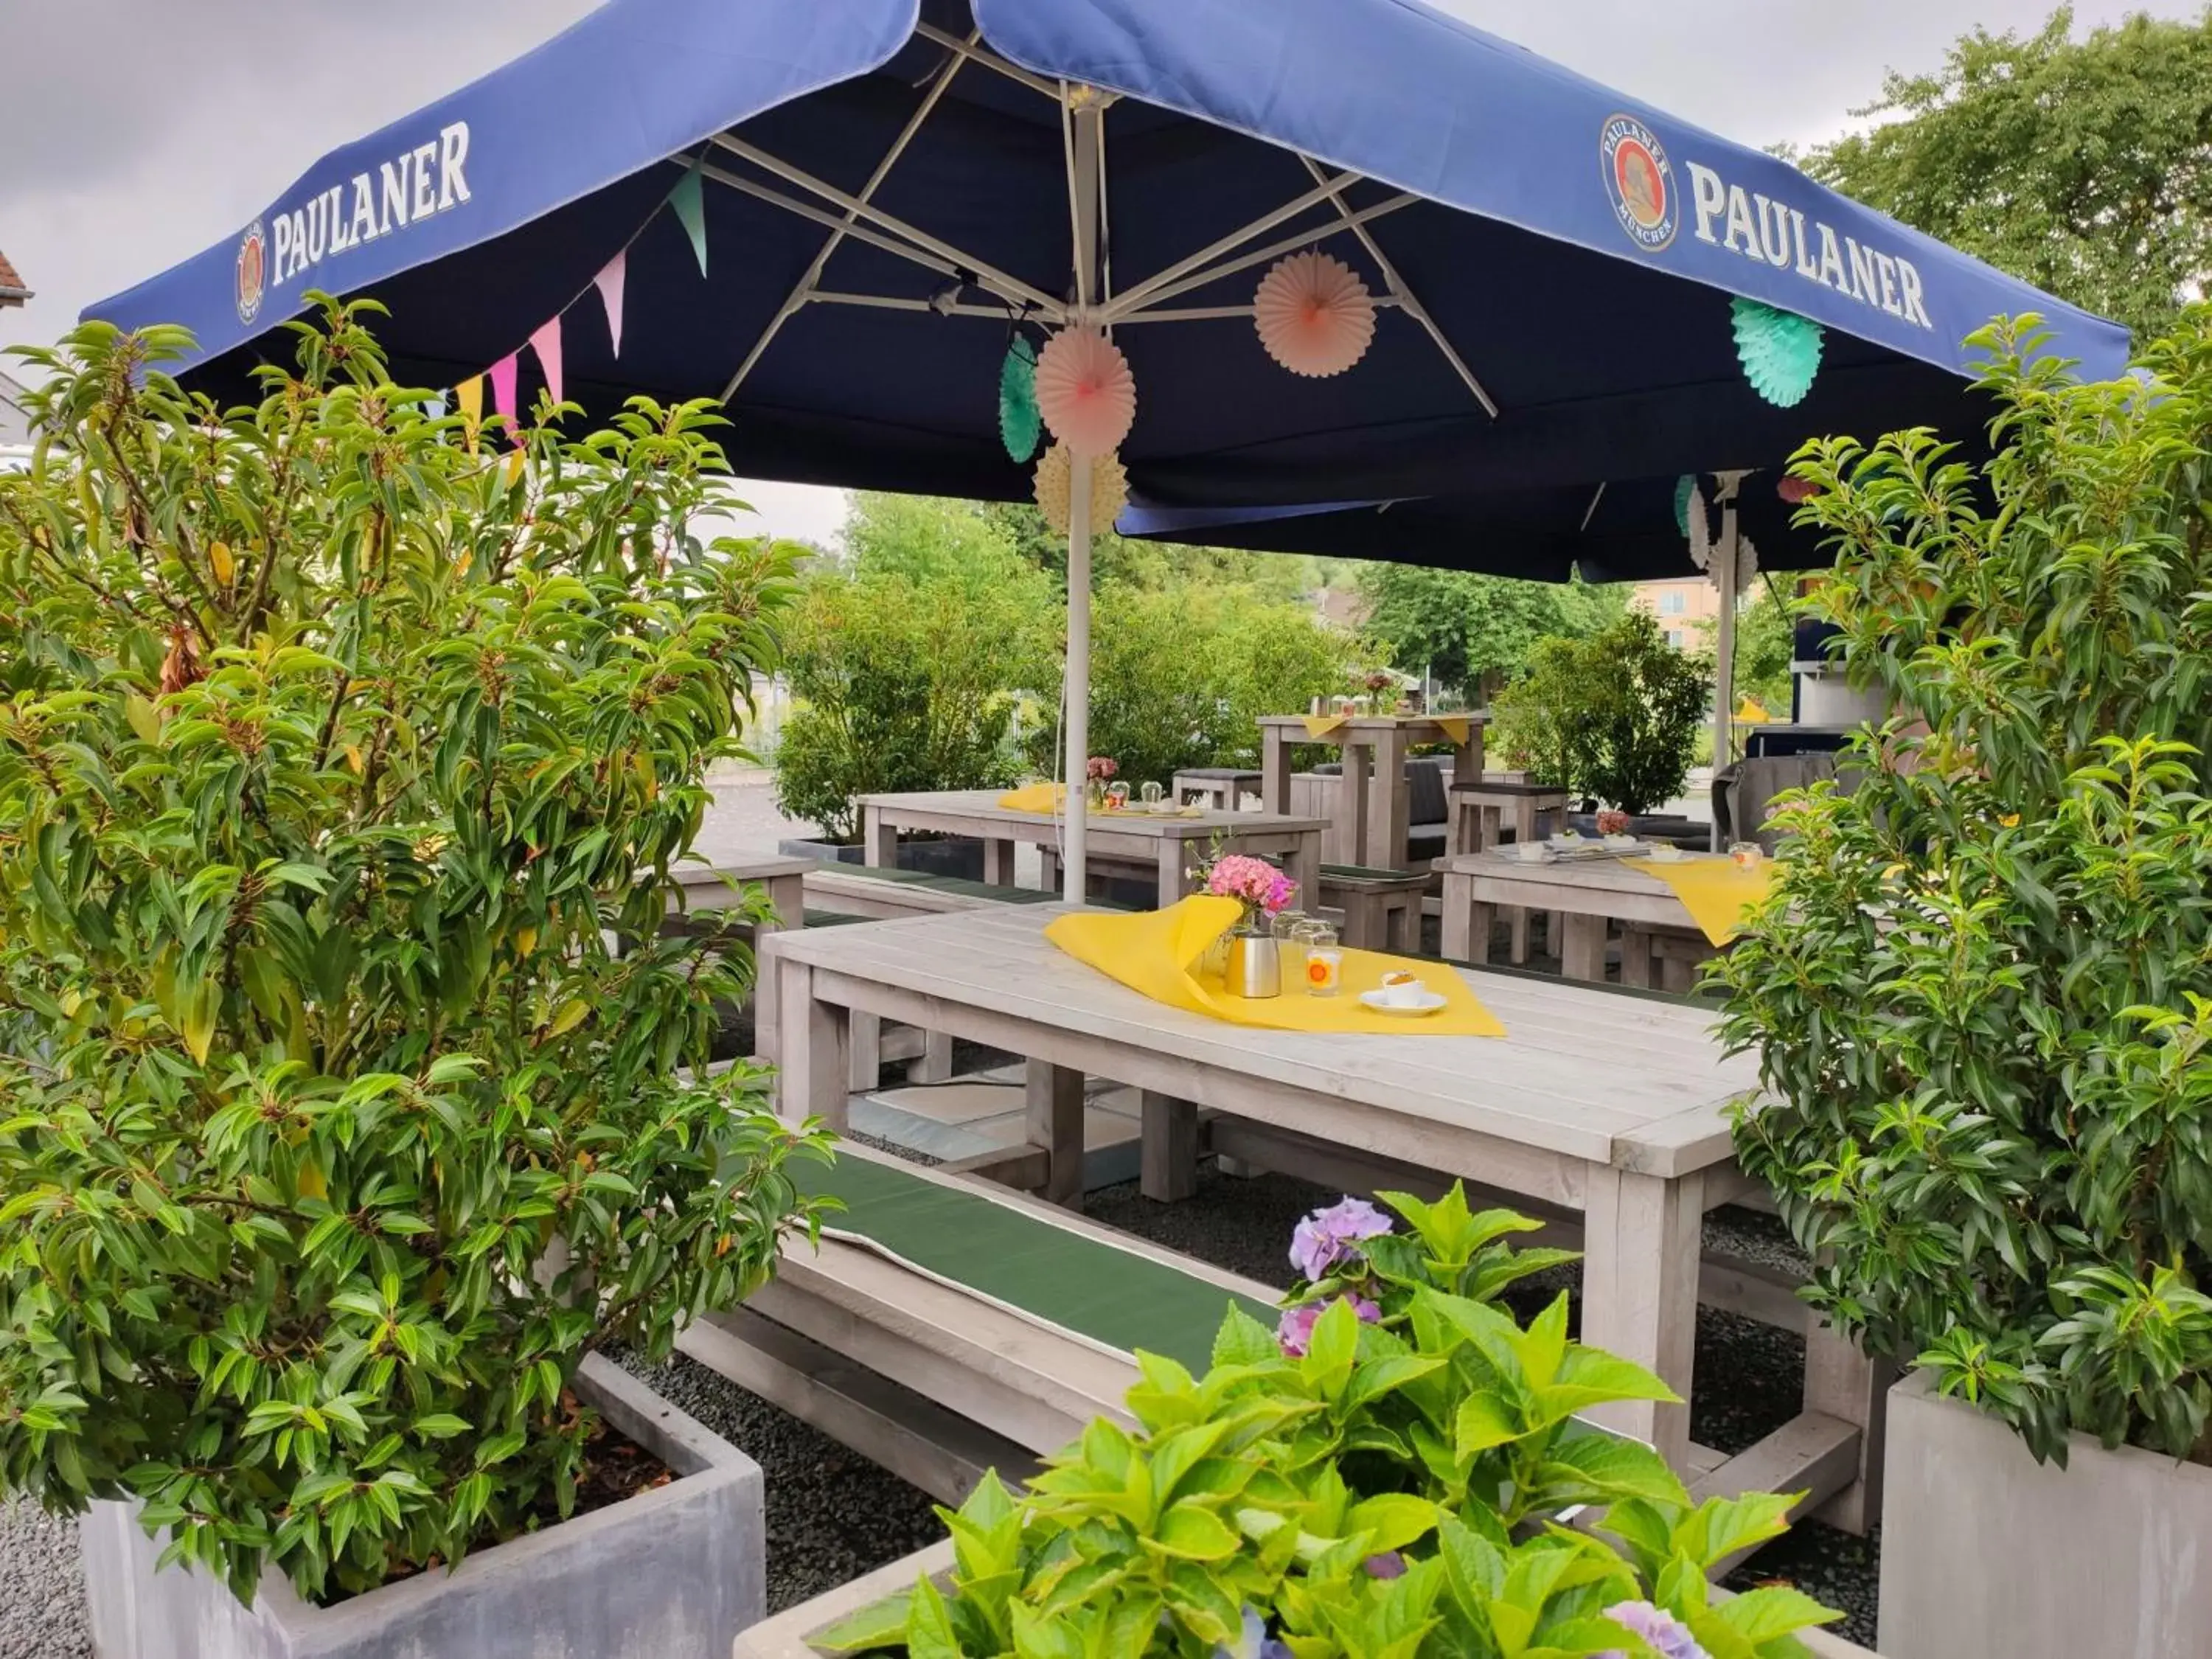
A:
[1359,989,1448,1016]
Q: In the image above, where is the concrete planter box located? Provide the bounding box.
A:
[734,1541,1885,1659]
[1879,1369,2212,1659]
[84,1354,764,1659]
[778,835,986,882]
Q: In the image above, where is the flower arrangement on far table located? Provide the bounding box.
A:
[1596,807,1632,837]
[1084,754,1119,806]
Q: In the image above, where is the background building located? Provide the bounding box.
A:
[1630,577,1719,649]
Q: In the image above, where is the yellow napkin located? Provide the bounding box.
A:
[1046,896,1505,1037]
[997,782,1065,813]
[1301,714,1349,740]
[1427,713,1473,745]
[1734,698,1773,725]
[1632,856,1773,945]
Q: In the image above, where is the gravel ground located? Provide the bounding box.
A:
[0,1498,91,1659]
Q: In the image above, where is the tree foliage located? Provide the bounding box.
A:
[1795,7,2212,338]
[1356,565,1626,702]
[1492,613,1711,814]
[1717,313,2212,1464]
[0,304,830,1602]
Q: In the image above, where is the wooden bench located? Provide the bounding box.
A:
[1170,766,1262,811]
[677,1138,1277,1505]
[1315,863,1429,952]
[1621,921,1721,994]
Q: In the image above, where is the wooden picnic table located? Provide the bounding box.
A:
[662,854,814,1063]
[1258,714,1486,872]
[761,904,1883,1520]
[858,789,1325,907]
[1441,849,1725,988]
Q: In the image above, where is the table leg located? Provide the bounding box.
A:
[1619,927,1655,990]
[752,872,807,1066]
[848,1012,883,1092]
[863,805,897,869]
[1508,907,1531,964]
[1284,831,1321,911]
[1559,913,1607,981]
[981,835,1015,887]
[1514,798,1538,845]
[1440,874,1492,964]
[1481,803,1503,850]
[1806,1318,1893,1533]
[1261,726,1292,815]
[1580,1165,1704,1470]
[1158,839,1194,905]
[1368,727,1411,872]
[775,959,849,1132]
[1025,1060,1085,1210]
[1140,1091,1199,1203]
[1340,743,1372,872]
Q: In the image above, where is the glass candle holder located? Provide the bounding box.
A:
[1105,782,1130,811]
[1730,841,1764,869]
[1296,920,1342,996]
[1139,781,1164,810]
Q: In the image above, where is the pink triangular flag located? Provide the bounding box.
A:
[488,352,519,425]
[593,252,627,358]
[529,316,564,408]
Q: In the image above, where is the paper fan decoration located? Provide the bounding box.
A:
[1034,442,1130,538]
[1253,251,1377,378]
[1034,327,1136,456]
[1777,473,1823,505]
[1673,474,1697,537]
[1731,298,1825,408]
[1000,337,1041,462]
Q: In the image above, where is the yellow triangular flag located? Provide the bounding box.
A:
[1735,698,1773,724]
[455,376,484,453]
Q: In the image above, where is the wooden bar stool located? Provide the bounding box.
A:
[1316,864,1429,952]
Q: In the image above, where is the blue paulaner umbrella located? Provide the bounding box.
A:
[88,0,2126,894]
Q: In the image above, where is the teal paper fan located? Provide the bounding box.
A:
[1731,298,1824,408]
[1000,337,1041,462]
[1674,473,1696,536]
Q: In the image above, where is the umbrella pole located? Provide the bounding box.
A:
[1065,455,1093,900]
[1710,476,1742,850]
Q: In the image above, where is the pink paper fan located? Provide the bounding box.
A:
[1253,251,1377,378]
[1034,328,1137,456]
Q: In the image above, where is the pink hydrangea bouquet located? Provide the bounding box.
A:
[1085,755,1119,782]
[1204,852,1295,926]
[1596,807,1631,837]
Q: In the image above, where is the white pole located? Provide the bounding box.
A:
[1711,473,1743,850]
[1061,94,1104,902]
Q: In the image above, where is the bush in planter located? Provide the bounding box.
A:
[823,1186,1840,1658]
[773,566,1054,843]
[1492,613,1711,813]
[0,305,831,1602]
[1714,313,2212,1464]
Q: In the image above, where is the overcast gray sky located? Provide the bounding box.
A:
[0,0,2185,540]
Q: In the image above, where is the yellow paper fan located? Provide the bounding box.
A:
[1034,442,1130,538]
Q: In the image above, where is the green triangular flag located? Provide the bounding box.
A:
[667,169,709,277]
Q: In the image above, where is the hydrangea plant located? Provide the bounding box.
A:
[816,1187,1838,1658]
[0,305,832,1602]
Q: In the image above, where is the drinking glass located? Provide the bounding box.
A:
[1729,841,1764,870]
[1140,781,1164,810]
[1105,782,1130,811]
[1296,920,1342,996]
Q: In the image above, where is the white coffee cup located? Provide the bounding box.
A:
[1515,839,1549,862]
[1380,973,1426,1007]
[1648,843,1684,863]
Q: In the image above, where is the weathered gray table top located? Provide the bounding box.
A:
[858,789,1326,843]
[766,902,1757,1178]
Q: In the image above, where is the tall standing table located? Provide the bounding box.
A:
[1258,714,1486,872]
[762,904,1884,1525]
[858,790,1325,904]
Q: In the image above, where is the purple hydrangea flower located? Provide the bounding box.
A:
[1363,1551,1406,1579]
[1214,1605,1292,1659]
[1288,1196,1393,1281]
[1596,1601,1707,1659]
[1276,1293,1380,1357]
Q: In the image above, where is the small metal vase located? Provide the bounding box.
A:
[1224,925,1281,999]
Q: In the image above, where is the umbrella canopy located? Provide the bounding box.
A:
[86,0,2126,889]
[1121,473,1833,587]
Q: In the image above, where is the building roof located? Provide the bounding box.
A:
[0,248,29,305]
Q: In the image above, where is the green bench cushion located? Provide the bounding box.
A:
[817,861,1063,905]
[1320,863,1428,886]
[796,1152,1276,1374]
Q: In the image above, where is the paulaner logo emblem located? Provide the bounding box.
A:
[235,220,267,324]
[1601,114,1677,252]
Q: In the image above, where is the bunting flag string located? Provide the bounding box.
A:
[528,317,564,408]
[593,251,627,357]
[667,167,709,277]
[455,376,483,452]
[487,352,519,428]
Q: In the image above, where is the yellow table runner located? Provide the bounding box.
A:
[1632,857,1773,945]
[1297,712,1473,744]
[1300,714,1350,740]
[1046,895,1504,1037]
[1429,713,1473,745]
[997,782,1065,813]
